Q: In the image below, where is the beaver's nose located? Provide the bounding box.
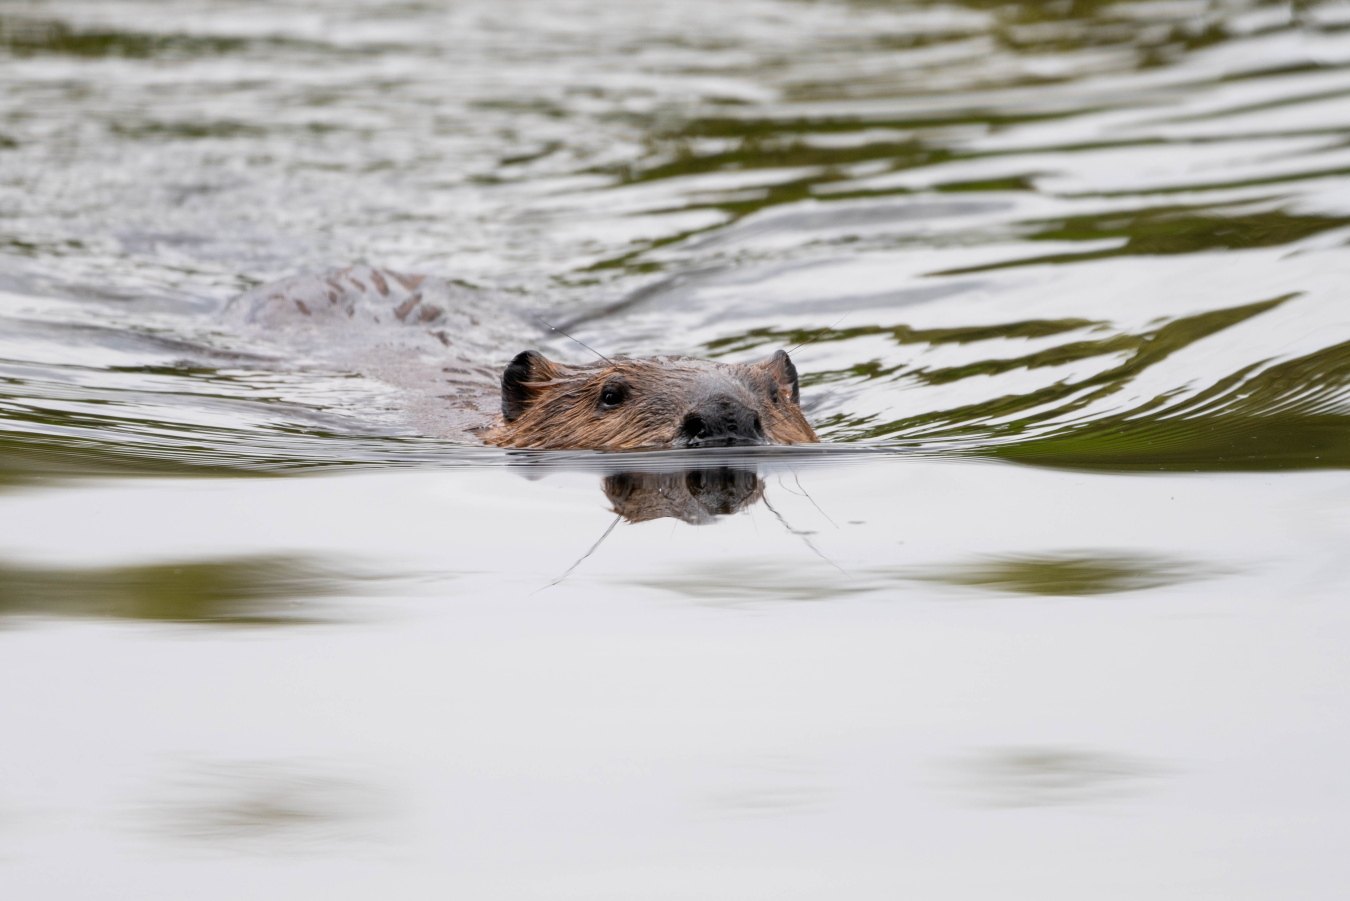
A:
[678,397,766,448]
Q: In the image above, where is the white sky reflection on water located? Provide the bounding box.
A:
[0,463,1347,897]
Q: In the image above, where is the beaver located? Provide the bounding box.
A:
[224,266,817,449]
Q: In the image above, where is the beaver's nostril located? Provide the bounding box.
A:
[752,415,762,435]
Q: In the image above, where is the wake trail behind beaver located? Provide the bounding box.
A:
[221,265,535,440]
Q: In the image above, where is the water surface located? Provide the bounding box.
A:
[2,1,1349,897]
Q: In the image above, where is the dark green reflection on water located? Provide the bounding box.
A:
[945,746,1166,808]
[998,334,1350,470]
[849,0,1236,60]
[608,134,952,226]
[111,121,269,141]
[0,434,247,488]
[141,760,395,851]
[712,293,1350,470]
[941,208,1350,274]
[712,294,1350,472]
[709,316,1104,358]
[0,555,351,625]
[627,550,1217,602]
[899,551,1220,596]
[0,15,334,59]
[0,16,247,58]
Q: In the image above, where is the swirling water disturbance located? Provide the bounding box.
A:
[3,2,1350,899]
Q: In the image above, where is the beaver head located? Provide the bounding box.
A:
[484,350,817,450]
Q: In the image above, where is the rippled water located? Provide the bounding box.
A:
[5,0,1350,472]
[3,1,1350,897]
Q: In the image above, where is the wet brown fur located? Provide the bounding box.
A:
[485,352,817,450]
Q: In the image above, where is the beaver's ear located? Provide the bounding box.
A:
[501,350,562,421]
[761,349,801,405]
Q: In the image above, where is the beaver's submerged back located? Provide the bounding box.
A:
[223,266,525,438]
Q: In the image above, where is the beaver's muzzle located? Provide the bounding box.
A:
[677,397,766,448]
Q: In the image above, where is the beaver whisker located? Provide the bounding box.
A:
[529,313,615,366]
[784,311,852,356]
[761,495,847,576]
[536,513,623,592]
[775,472,839,530]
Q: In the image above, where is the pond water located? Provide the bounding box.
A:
[2,0,1350,897]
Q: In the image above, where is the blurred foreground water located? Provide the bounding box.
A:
[1,1,1349,897]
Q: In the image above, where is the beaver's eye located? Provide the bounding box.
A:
[599,384,627,407]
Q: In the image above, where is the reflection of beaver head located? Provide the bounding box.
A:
[603,468,764,524]
[485,349,817,450]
